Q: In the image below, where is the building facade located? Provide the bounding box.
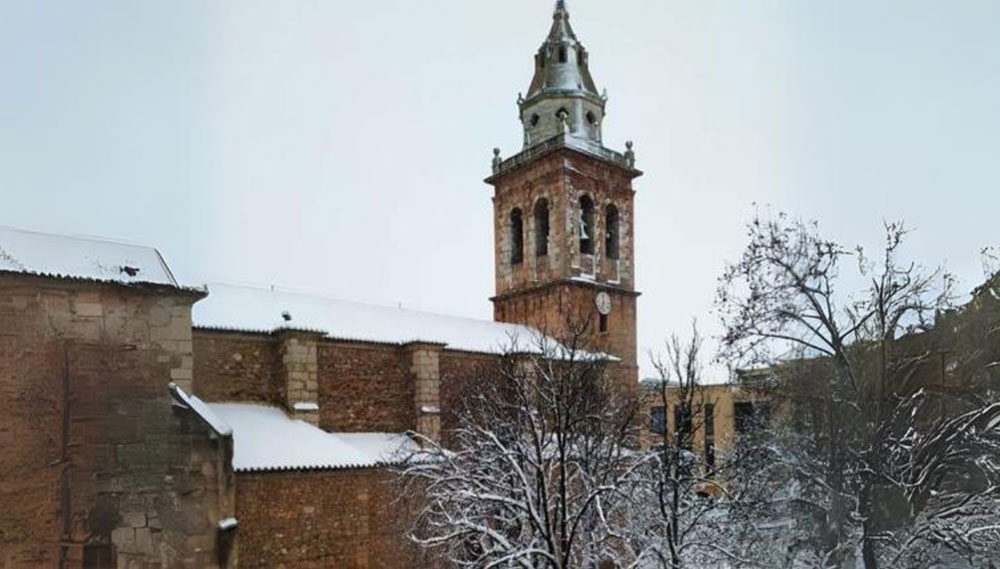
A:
[0,3,641,568]
[488,0,641,391]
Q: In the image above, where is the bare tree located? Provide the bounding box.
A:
[627,323,779,569]
[716,213,1000,569]
[398,328,640,569]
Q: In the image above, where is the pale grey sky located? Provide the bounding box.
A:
[2,0,998,378]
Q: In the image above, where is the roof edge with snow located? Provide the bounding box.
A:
[169,383,233,437]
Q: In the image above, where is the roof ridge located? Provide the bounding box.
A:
[0,224,154,250]
[206,281,515,328]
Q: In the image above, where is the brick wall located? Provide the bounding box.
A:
[489,147,641,375]
[193,330,281,406]
[490,149,638,296]
[318,342,415,433]
[439,351,496,435]
[494,284,637,364]
[235,469,432,569]
[0,274,235,569]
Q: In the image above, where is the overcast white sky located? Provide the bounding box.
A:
[2,0,998,378]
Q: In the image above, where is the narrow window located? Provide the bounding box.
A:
[650,406,666,435]
[510,209,524,265]
[599,313,609,334]
[586,111,597,125]
[704,403,716,469]
[530,114,540,127]
[605,205,620,260]
[533,199,550,257]
[675,403,693,451]
[735,402,770,436]
[558,46,568,63]
[734,402,754,435]
[704,403,715,437]
[579,196,595,255]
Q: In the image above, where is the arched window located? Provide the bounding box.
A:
[510,209,524,265]
[605,205,620,260]
[579,196,595,255]
[534,199,550,257]
[558,46,568,63]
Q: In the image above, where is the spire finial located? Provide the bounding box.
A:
[555,0,568,17]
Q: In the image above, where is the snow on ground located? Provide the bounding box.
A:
[0,225,177,286]
[193,282,547,354]
[208,402,418,472]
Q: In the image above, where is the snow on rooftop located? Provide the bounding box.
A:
[193,283,547,354]
[208,403,418,472]
[169,383,232,437]
[0,225,177,287]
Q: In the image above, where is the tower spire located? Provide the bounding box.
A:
[519,1,603,148]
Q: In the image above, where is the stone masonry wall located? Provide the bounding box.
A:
[0,274,235,569]
[317,342,415,433]
[192,330,281,406]
[235,469,433,569]
[407,343,443,441]
[279,332,321,425]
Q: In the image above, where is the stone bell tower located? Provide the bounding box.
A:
[486,1,641,379]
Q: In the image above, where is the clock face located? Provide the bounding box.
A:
[595,292,612,316]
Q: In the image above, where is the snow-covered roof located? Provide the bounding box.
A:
[0,225,178,287]
[208,402,418,472]
[169,383,233,437]
[193,283,546,354]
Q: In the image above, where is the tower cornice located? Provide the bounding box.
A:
[486,134,642,184]
[490,278,642,304]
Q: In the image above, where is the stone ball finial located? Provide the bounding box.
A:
[492,148,503,173]
[624,140,636,168]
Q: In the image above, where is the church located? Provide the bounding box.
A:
[0,2,641,567]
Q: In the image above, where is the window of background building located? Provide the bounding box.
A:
[650,406,666,435]
[674,403,693,451]
[704,403,715,437]
[704,403,716,469]
[734,401,771,435]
